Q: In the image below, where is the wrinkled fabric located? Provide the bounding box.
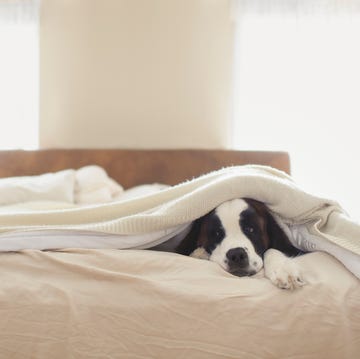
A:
[0,249,359,358]
[1,165,360,279]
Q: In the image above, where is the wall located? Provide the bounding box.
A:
[40,0,234,149]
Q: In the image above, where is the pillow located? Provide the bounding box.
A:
[74,165,124,204]
[0,169,76,206]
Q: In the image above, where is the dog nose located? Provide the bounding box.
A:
[226,247,248,267]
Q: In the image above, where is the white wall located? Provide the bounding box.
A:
[40,0,234,149]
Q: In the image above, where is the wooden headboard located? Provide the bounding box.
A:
[0,149,290,188]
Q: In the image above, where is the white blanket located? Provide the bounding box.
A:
[0,165,124,206]
[0,165,359,279]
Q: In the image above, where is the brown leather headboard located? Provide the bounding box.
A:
[0,149,290,188]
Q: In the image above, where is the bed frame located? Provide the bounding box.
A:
[0,149,290,187]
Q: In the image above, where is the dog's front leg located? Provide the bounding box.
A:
[264,249,306,290]
[190,247,210,260]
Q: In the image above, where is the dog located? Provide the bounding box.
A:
[176,198,306,290]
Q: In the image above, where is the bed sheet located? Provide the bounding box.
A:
[1,248,359,358]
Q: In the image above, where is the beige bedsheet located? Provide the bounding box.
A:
[1,249,359,358]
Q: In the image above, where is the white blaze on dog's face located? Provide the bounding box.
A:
[195,199,271,276]
[209,200,263,275]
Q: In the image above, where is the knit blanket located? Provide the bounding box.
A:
[0,165,359,278]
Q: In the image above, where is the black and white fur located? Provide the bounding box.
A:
[176,198,306,290]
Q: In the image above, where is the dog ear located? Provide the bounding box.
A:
[176,218,203,256]
[264,207,303,257]
[245,198,303,257]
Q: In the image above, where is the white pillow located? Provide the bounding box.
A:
[74,165,124,204]
[0,169,76,206]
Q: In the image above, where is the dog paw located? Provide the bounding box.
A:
[267,263,306,290]
[264,249,306,290]
[189,247,210,260]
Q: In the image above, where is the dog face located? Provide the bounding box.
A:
[177,198,298,277]
[197,199,267,276]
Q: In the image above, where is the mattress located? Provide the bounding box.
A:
[1,248,359,358]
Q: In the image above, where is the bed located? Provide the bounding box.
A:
[0,149,359,359]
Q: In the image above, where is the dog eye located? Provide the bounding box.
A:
[215,230,222,238]
[244,226,255,234]
[212,228,224,239]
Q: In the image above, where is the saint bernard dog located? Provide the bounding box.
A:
[176,198,306,290]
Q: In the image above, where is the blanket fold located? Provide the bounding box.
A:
[0,165,359,279]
